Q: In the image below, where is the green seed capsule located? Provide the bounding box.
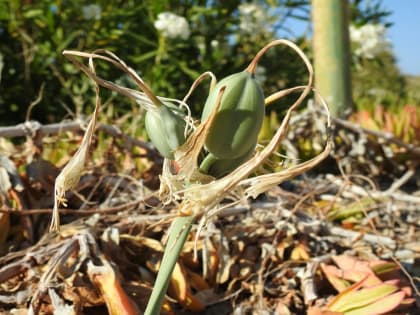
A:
[145,103,186,159]
[199,145,254,178]
[201,71,265,159]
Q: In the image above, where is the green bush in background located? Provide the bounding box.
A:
[0,0,310,125]
[0,0,417,126]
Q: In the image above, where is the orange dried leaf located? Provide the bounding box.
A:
[331,255,357,270]
[0,213,10,244]
[168,264,205,312]
[399,286,412,297]
[208,247,219,281]
[321,263,351,292]
[290,242,310,261]
[332,255,383,287]
[169,263,188,301]
[186,270,210,291]
[88,261,140,315]
[181,292,206,312]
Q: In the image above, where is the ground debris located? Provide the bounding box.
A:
[0,113,419,314]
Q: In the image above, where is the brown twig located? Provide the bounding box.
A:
[0,198,148,216]
[0,119,159,158]
[332,116,420,157]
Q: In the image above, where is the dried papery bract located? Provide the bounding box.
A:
[242,86,332,198]
[63,49,193,124]
[158,86,227,205]
[169,39,318,202]
[166,39,332,273]
[50,56,101,232]
[63,50,194,160]
[182,71,217,104]
[63,50,161,110]
[176,39,328,216]
[176,86,226,178]
[156,72,220,203]
[60,39,334,315]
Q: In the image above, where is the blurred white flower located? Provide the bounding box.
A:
[82,4,102,20]
[210,39,219,48]
[197,42,205,53]
[349,24,390,58]
[238,3,270,35]
[154,12,191,40]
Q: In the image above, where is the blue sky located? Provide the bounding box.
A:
[382,0,420,75]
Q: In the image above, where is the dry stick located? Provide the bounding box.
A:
[28,238,79,315]
[25,83,45,122]
[336,164,420,297]
[332,115,420,157]
[328,226,397,249]
[0,197,152,216]
[384,167,417,195]
[268,89,419,179]
[326,175,420,205]
[330,221,420,298]
[301,261,320,304]
[0,120,158,156]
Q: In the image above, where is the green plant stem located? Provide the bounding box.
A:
[155,35,166,66]
[312,0,353,117]
[144,215,194,315]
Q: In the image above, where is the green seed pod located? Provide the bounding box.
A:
[145,103,186,159]
[201,71,264,159]
[199,145,254,178]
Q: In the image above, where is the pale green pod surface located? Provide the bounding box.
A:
[201,71,264,159]
[199,145,254,178]
[145,103,186,159]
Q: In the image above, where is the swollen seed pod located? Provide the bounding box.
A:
[145,103,186,159]
[201,71,264,159]
[199,146,254,178]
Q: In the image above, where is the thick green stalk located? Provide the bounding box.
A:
[312,0,353,117]
[144,215,194,315]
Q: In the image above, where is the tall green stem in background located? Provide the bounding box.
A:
[312,0,353,117]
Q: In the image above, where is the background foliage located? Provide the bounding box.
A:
[0,0,418,126]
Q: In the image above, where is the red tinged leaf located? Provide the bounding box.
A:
[344,291,406,315]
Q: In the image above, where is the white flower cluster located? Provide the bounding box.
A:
[82,4,102,20]
[349,24,390,59]
[154,12,191,40]
[238,3,270,35]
